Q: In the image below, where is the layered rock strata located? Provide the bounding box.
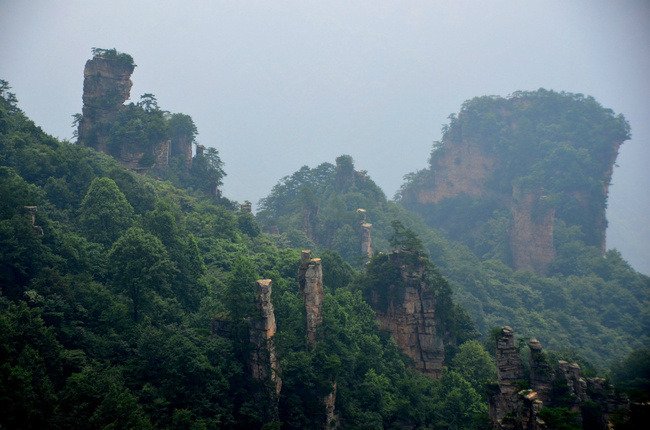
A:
[370,252,446,378]
[250,279,282,399]
[510,187,556,275]
[78,55,134,153]
[298,251,324,347]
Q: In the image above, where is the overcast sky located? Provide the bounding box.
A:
[1,0,649,273]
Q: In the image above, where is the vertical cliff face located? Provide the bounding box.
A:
[417,139,496,204]
[489,327,626,430]
[78,55,134,153]
[510,187,556,275]
[297,251,339,428]
[368,251,446,378]
[399,90,630,275]
[250,279,282,399]
[298,251,324,347]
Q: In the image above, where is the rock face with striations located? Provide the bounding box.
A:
[250,279,282,400]
[298,250,324,347]
[489,326,627,430]
[367,251,447,378]
[399,90,630,275]
[78,53,134,153]
[77,50,193,171]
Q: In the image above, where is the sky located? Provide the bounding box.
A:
[1,0,649,274]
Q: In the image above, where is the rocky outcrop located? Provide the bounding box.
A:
[510,187,555,275]
[298,251,324,347]
[490,326,526,427]
[23,206,43,236]
[369,251,446,378]
[78,54,134,153]
[489,327,626,430]
[250,279,282,399]
[400,91,629,276]
[416,139,495,204]
[297,251,339,428]
[78,51,194,172]
[528,339,553,404]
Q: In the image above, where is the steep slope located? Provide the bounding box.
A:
[399,89,630,275]
[258,154,648,367]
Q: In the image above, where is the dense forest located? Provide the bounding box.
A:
[1,50,648,430]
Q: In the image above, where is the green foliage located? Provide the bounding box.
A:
[450,340,497,398]
[79,177,134,246]
[91,47,135,67]
[611,348,650,402]
[538,406,581,430]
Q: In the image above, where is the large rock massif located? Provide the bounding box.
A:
[400,90,629,275]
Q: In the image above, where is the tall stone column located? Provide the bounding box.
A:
[490,326,525,427]
[298,251,338,428]
[528,338,553,404]
[298,251,324,348]
[250,279,282,402]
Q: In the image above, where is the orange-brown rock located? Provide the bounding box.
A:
[416,139,495,204]
[78,55,134,153]
[510,187,556,274]
[298,251,324,347]
[250,279,282,398]
[369,251,446,378]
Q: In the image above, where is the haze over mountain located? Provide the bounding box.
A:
[1,0,648,273]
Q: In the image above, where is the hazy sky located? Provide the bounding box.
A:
[1,0,649,273]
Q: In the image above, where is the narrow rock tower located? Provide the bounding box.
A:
[250,279,282,409]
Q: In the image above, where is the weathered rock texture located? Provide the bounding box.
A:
[368,252,446,378]
[400,91,629,275]
[298,251,324,347]
[297,251,339,428]
[490,326,526,428]
[489,327,626,430]
[23,206,43,236]
[250,279,282,399]
[416,139,495,204]
[510,187,556,275]
[78,55,134,153]
[78,52,193,171]
[528,339,553,404]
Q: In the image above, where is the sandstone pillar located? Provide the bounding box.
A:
[250,279,282,399]
[528,339,553,404]
[298,251,324,348]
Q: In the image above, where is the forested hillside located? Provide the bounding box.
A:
[0,82,499,429]
[257,154,648,368]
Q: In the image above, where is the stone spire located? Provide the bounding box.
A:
[23,206,43,236]
[298,250,324,348]
[528,338,553,404]
[250,279,282,400]
[490,326,525,427]
[78,52,134,153]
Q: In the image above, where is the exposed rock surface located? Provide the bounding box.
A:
[369,251,446,378]
[77,52,193,171]
[489,327,626,430]
[250,279,282,399]
[298,251,324,347]
[510,187,556,275]
[78,55,134,153]
[528,339,553,404]
[297,251,339,428]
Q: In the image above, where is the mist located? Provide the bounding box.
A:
[1,0,648,273]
